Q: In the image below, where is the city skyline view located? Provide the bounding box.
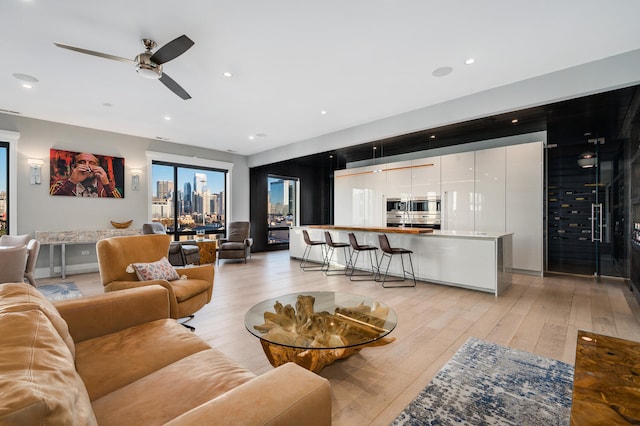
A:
[151,163,226,234]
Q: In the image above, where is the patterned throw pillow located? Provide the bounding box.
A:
[131,257,179,281]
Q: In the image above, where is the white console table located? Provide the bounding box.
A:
[36,229,141,279]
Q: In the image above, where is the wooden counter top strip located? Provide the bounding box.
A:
[307,225,434,234]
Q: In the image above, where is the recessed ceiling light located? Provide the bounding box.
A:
[164,115,171,121]
[21,83,33,89]
[465,58,475,65]
[223,72,232,78]
[429,135,436,139]
[13,73,38,83]
[320,110,328,115]
[249,135,255,140]
[432,66,453,77]
[511,118,519,124]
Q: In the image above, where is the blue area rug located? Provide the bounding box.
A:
[36,282,84,301]
[392,337,574,426]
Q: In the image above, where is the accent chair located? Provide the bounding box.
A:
[217,221,253,263]
[96,234,214,330]
[0,234,40,286]
[142,222,201,266]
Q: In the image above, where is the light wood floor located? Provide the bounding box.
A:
[39,251,640,425]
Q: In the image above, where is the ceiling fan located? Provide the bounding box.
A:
[54,35,194,100]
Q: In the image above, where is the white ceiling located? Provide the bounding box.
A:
[2,0,640,156]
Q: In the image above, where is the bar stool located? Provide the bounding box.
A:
[323,231,351,275]
[300,229,326,271]
[377,234,416,287]
[347,232,379,281]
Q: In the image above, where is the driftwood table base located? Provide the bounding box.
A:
[260,336,396,373]
[245,292,398,373]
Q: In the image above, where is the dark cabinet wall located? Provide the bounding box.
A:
[630,115,640,301]
[249,157,335,252]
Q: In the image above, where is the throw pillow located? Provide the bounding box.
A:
[130,257,179,281]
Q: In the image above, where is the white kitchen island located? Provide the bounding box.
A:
[290,226,513,296]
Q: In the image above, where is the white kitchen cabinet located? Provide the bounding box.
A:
[411,156,440,198]
[441,151,475,231]
[384,160,413,199]
[475,147,506,233]
[364,165,386,226]
[334,165,385,226]
[506,141,543,272]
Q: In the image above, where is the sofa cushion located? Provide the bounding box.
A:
[219,241,246,250]
[91,348,256,426]
[75,318,211,401]
[0,234,31,247]
[170,278,212,303]
[131,257,180,281]
[0,309,96,425]
[0,282,76,358]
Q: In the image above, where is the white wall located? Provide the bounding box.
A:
[0,113,250,275]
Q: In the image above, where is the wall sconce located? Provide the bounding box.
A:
[28,158,43,185]
[131,169,142,191]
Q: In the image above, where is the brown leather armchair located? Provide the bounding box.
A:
[0,234,40,286]
[96,234,214,327]
[217,222,253,263]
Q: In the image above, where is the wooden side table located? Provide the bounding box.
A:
[184,239,218,264]
[571,330,640,425]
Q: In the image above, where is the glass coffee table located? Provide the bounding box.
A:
[245,291,397,373]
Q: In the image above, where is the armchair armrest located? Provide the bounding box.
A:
[54,285,170,343]
[165,363,331,426]
[175,264,214,283]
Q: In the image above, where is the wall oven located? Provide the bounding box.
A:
[386,197,441,228]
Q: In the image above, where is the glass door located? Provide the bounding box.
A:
[547,137,625,278]
[267,176,299,246]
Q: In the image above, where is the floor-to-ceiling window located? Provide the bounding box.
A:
[151,161,227,240]
[267,175,299,245]
[0,142,8,236]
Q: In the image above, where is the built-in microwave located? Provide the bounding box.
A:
[386,197,441,228]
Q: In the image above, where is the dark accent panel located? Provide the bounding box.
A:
[250,156,335,252]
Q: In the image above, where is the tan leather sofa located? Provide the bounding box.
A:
[0,282,331,425]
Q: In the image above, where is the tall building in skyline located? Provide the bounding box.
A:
[194,173,207,194]
[183,181,192,213]
[156,180,170,199]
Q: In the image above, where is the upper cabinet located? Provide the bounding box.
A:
[411,156,441,198]
[334,165,386,226]
[384,160,413,199]
[475,147,506,233]
[441,151,475,232]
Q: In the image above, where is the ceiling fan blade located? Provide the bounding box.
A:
[54,42,134,64]
[150,35,194,64]
[159,73,191,100]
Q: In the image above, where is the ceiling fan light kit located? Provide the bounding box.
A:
[135,52,162,79]
[54,35,194,99]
